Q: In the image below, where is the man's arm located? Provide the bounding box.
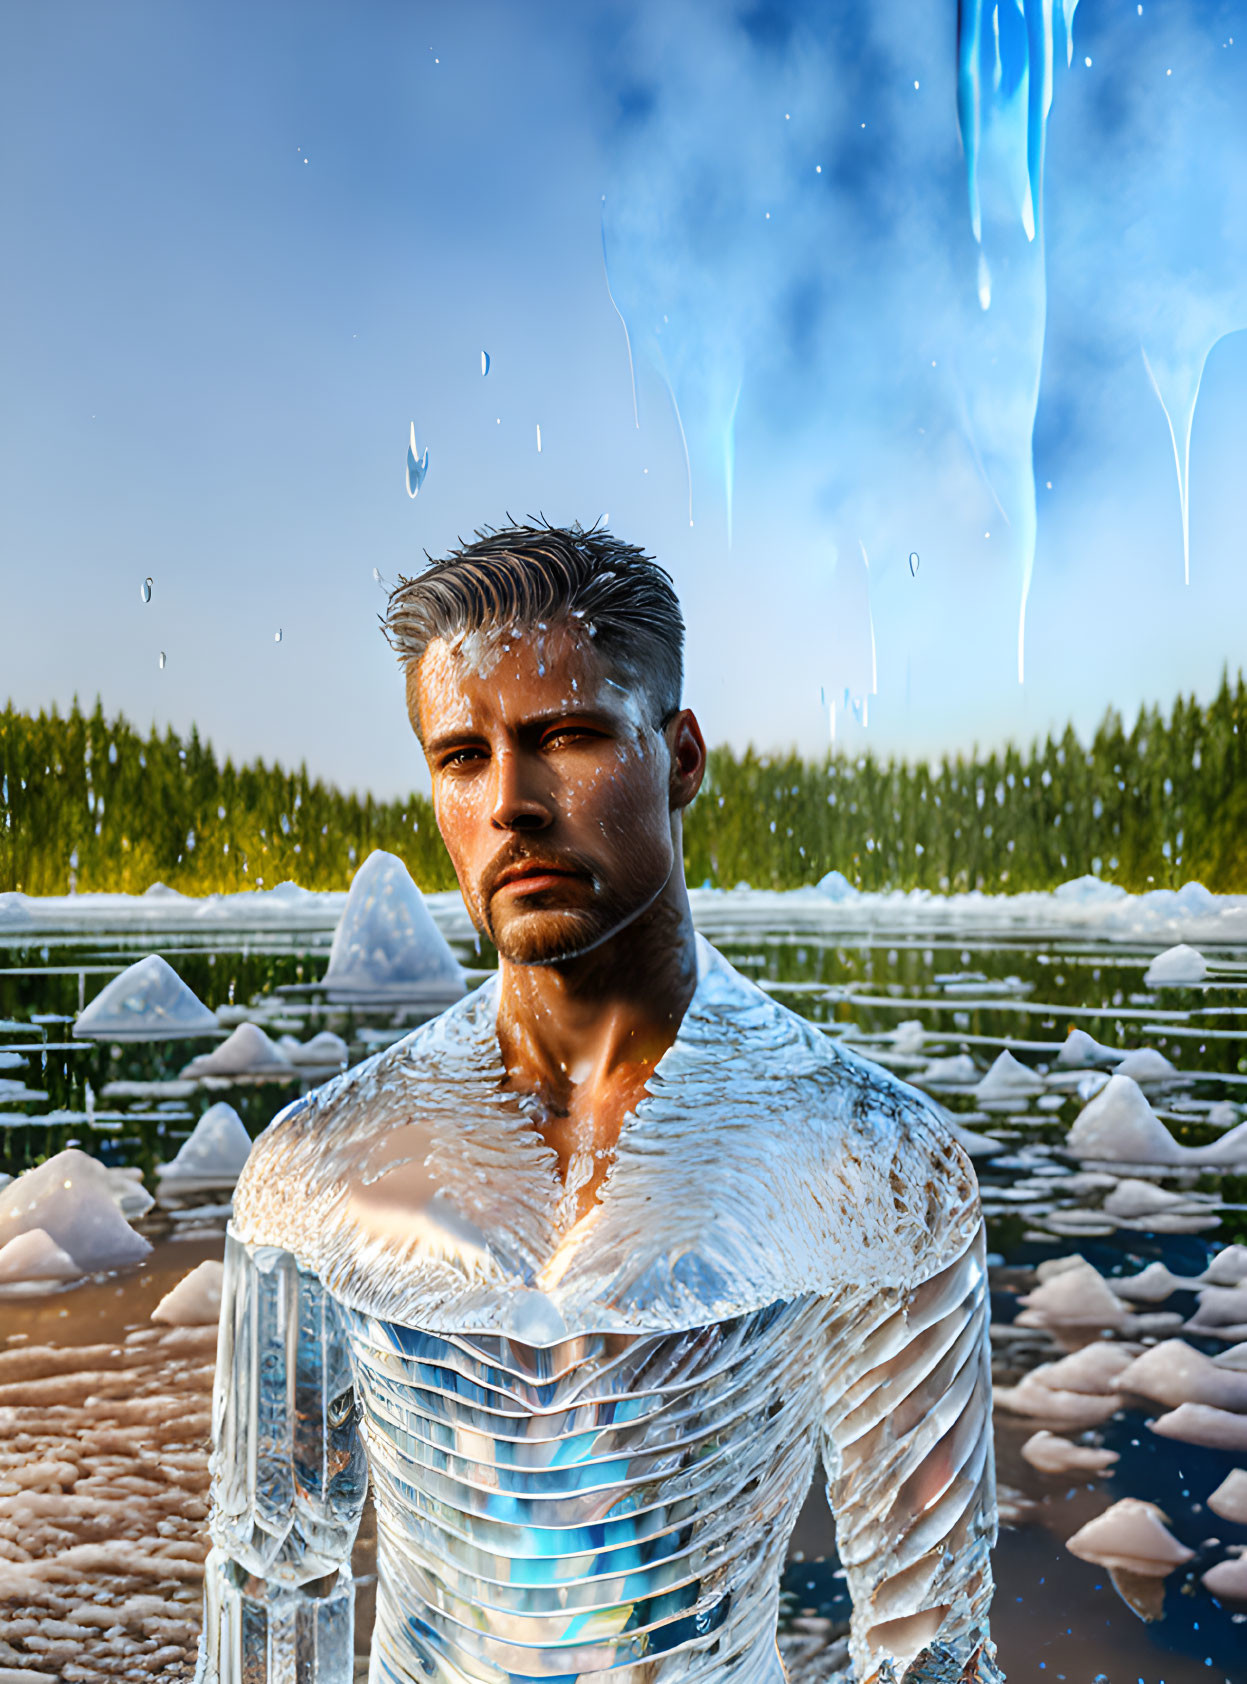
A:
[196,1231,369,1684]
[819,1222,1002,1683]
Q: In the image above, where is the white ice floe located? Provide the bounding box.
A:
[323,850,466,1003]
[889,1019,925,1054]
[1020,1431,1119,1476]
[915,1053,979,1088]
[73,954,219,1041]
[994,1373,1123,1428]
[151,1259,224,1326]
[947,1120,1005,1158]
[1109,1261,1197,1303]
[1031,1343,1140,1395]
[0,1227,81,1285]
[1144,943,1209,987]
[1065,1498,1194,1576]
[156,1103,252,1191]
[1066,1075,1247,1167]
[1203,1245,1247,1287]
[0,1077,47,1104]
[1185,1284,1247,1340]
[1207,1470,1247,1526]
[180,1022,295,1081]
[1114,1048,1181,1085]
[1055,1028,1123,1069]
[0,1149,151,1280]
[278,1029,350,1070]
[975,1050,1045,1102]
[813,870,859,902]
[1150,1402,1247,1452]
[1116,1340,1247,1411]
[1101,1179,1220,1230]
[1202,1551,1247,1603]
[1015,1258,1134,1335]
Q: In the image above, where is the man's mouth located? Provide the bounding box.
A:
[493,861,586,894]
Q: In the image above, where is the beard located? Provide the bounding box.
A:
[484,890,625,967]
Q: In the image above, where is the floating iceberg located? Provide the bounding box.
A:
[74,954,219,1041]
[278,1030,350,1070]
[1065,1498,1194,1576]
[1014,1257,1133,1335]
[1117,1340,1247,1412]
[1208,1470,1247,1526]
[1055,1028,1122,1069]
[1144,943,1209,987]
[975,1049,1044,1101]
[1114,1047,1180,1085]
[180,1023,295,1081]
[0,1149,151,1279]
[1067,1076,1247,1167]
[151,1259,225,1325]
[1202,1553,1247,1603]
[1109,1261,1196,1303]
[1150,1402,1247,1452]
[1203,1245,1247,1287]
[1020,1432,1118,1476]
[157,1102,253,1191]
[322,851,466,1003]
[813,869,859,902]
[915,1053,979,1087]
[0,1226,80,1286]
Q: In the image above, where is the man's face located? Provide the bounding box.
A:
[411,621,697,966]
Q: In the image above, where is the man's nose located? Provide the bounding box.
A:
[489,751,552,832]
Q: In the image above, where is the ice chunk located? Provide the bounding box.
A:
[915,1053,979,1087]
[151,1259,224,1325]
[180,1023,295,1080]
[1020,1432,1118,1476]
[1185,1284,1247,1337]
[975,1049,1044,1101]
[74,954,219,1041]
[1109,1261,1194,1303]
[1015,1258,1133,1334]
[1055,1028,1122,1068]
[1102,1179,1208,1221]
[1066,1076,1184,1164]
[1144,944,1208,987]
[1031,1343,1139,1395]
[1203,1245,1247,1287]
[889,1019,925,1054]
[1114,1048,1180,1084]
[948,1120,1004,1158]
[0,1149,151,1273]
[1149,1402,1247,1452]
[323,851,466,1002]
[279,1030,350,1069]
[1207,1470,1247,1526]
[1053,876,1128,906]
[1202,1553,1247,1603]
[1117,1340,1247,1411]
[814,869,859,902]
[0,1226,81,1285]
[994,1374,1122,1428]
[1065,1498,1194,1576]
[157,1102,253,1187]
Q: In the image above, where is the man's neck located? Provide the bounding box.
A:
[494,872,699,1114]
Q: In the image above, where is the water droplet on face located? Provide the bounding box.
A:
[140,577,153,603]
[480,350,490,376]
[274,628,283,643]
[158,651,166,670]
[909,552,920,576]
[406,422,429,497]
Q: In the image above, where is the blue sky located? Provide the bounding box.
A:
[3,1,1245,797]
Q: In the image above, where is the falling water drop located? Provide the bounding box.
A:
[909,552,920,577]
[274,628,283,644]
[481,350,490,376]
[140,577,153,604]
[536,424,542,453]
[158,651,166,670]
[406,422,429,498]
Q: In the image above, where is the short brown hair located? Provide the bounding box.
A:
[384,520,684,726]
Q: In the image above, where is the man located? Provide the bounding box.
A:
[197,523,1000,1684]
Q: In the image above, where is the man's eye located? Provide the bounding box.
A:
[442,747,485,768]
[543,728,597,749]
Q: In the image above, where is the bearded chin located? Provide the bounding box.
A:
[486,902,620,968]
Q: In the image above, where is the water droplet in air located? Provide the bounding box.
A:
[158,651,166,670]
[406,422,429,497]
[140,577,153,603]
[909,552,920,576]
[274,628,283,643]
[480,350,490,376]
[536,424,542,453]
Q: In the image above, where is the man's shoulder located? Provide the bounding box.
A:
[233,981,496,1217]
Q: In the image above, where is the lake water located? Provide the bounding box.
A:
[1,888,1245,1682]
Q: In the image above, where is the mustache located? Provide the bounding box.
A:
[482,846,596,900]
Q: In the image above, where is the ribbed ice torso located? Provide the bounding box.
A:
[345,1299,830,1684]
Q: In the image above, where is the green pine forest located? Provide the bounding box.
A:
[2,677,1246,899]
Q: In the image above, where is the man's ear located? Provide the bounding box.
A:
[667,709,707,812]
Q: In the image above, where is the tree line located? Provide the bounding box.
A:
[2,675,1245,898]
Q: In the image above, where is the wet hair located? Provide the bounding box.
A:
[384,519,684,730]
